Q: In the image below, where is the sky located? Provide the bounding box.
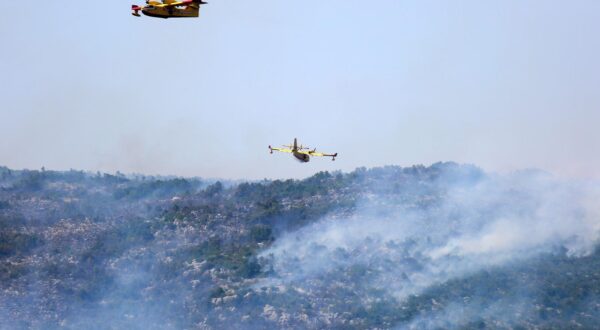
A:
[1,0,599,180]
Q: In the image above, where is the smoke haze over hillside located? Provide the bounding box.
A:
[258,169,600,327]
[1,164,599,329]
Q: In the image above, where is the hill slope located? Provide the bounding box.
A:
[0,163,599,329]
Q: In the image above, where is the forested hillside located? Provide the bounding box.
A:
[0,163,599,329]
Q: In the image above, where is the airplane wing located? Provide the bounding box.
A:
[297,150,338,157]
[304,150,338,160]
[160,0,206,7]
[310,152,336,157]
[269,146,293,153]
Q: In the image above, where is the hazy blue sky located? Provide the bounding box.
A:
[1,0,599,179]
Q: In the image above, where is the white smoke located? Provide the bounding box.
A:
[258,169,600,308]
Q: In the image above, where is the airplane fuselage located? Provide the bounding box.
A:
[141,6,199,18]
[293,152,310,163]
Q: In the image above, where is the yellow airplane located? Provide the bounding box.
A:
[132,0,207,18]
[269,138,338,162]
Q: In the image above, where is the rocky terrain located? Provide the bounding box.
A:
[1,163,599,329]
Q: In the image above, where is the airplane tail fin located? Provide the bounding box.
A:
[132,5,141,16]
[293,138,298,151]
